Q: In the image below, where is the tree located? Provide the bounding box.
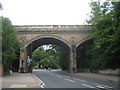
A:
[2,17,20,73]
[32,49,42,63]
[32,45,68,70]
[51,45,68,70]
[86,1,120,71]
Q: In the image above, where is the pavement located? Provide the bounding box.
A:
[74,72,119,82]
[0,72,42,89]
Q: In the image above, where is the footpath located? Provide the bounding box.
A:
[75,72,119,82]
[0,72,42,89]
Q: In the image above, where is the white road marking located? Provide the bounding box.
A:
[73,78,86,82]
[82,84,95,88]
[41,85,44,88]
[73,78,78,80]
[56,75,62,78]
[95,83,113,88]
[77,79,86,82]
[34,73,45,88]
[65,78,75,83]
[40,82,45,88]
[62,75,69,77]
[96,85,105,89]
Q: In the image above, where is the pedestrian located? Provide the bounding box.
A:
[27,56,31,64]
[27,56,32,73]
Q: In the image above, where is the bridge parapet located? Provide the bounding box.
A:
[14,25,92,31]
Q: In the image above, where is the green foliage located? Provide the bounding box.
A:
[86,1,120,71]
[32,49,43,63]
[2,17,20,72]
[32,45,68,70]
[51,45,68,70]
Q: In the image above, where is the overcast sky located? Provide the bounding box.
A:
[0,0,93,25]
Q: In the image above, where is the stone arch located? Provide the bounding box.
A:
[25,35,71,59]
[20,35,73,73]
[24,35,71,48]
[76,38,93,48]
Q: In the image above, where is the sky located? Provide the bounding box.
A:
[0,0,93,25]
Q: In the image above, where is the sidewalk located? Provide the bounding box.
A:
[0,72,42,88]
[74,72,119,82]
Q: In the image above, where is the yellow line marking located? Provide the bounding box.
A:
[10,84,27,88]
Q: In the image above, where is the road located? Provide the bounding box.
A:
[34,70,118,89]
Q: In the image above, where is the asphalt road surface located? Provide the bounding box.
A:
[34,70,118,89]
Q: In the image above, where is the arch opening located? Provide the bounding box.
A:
[23,37,70,72]
[32,44,68,70]
[76,38,93,73]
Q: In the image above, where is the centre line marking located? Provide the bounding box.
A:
[56,75,62,78]
[65,78,75,83]
[95,83,113,88]
[96,85,105,89]
[82,84,95,88]
[73,78,78,80]
[77,79,86,82]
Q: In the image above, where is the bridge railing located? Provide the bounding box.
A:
[14,25,92,31]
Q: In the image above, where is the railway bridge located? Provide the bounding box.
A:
[15,25,92,73]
